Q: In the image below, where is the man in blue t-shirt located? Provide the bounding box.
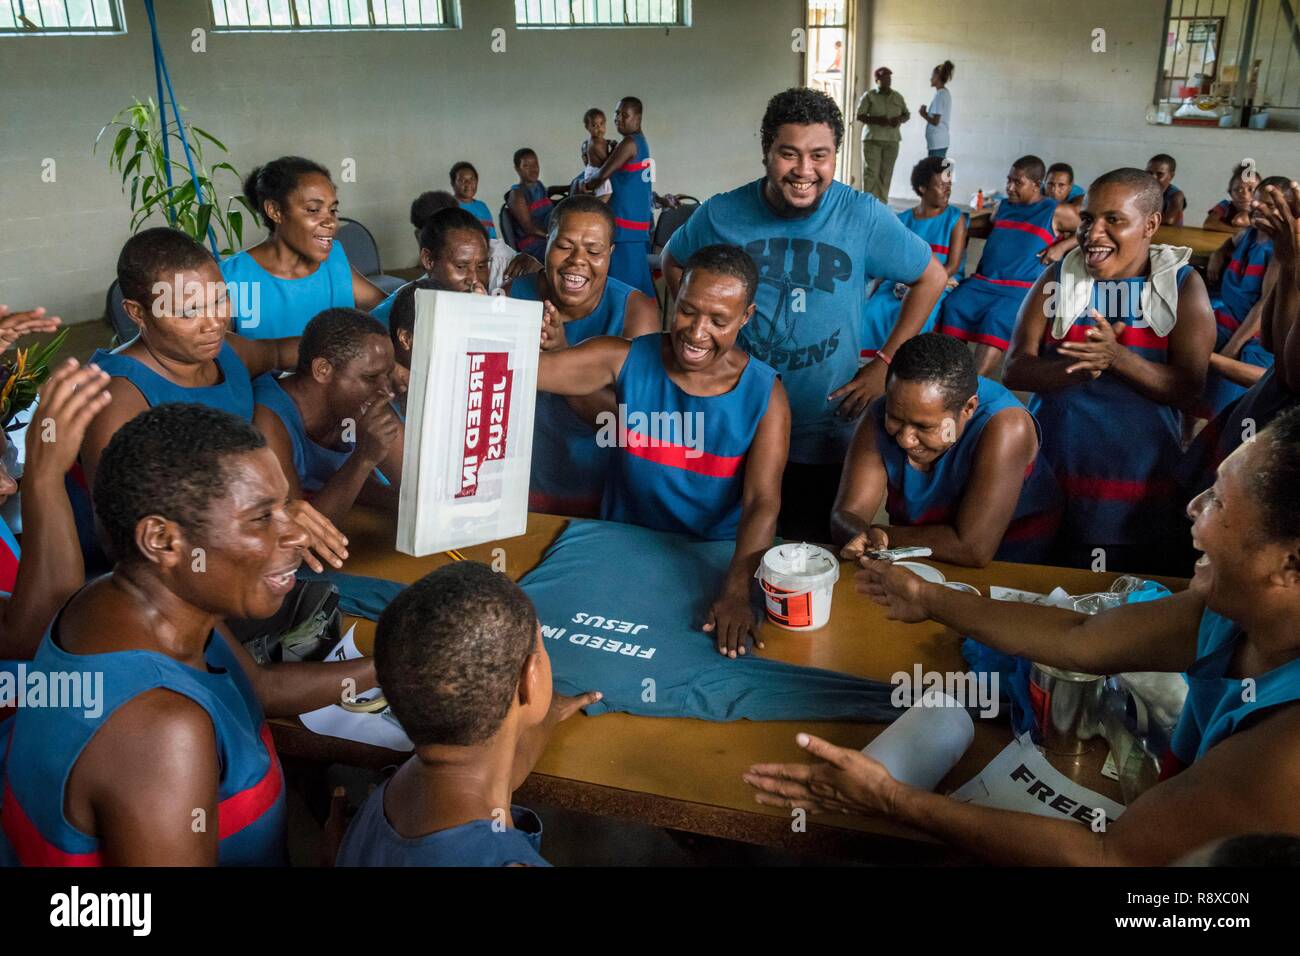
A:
[662,87,946,541]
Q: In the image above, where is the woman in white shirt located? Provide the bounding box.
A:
[918,61,955,159]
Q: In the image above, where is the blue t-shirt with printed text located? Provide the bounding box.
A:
[665,178,932,463]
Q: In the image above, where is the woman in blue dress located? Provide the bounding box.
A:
[221,156,386,338]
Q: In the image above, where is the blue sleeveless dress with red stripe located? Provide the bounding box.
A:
[1200,227,1274,418]
[874,377,1060,562]
[1029,263,1192,569]
[608,133,656,298]
[1160,608,1300,777]
[511,182,552,258]
[940,196,1057,351]
[1177,365,1299,502]
[860,204,966,360]
[511,272,632,516]
[0,621,286,866]
[252,374,355,494]
[69,342,256,572]
[603,333,777,541]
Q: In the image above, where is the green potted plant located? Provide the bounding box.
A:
[96,98,252,255]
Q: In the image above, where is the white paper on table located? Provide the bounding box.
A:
[950,735,1125,825]
[299,625,414,752]
[397,289,542,556]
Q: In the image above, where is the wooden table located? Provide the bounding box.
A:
[1155,224,1225,265]
[273,509,1175,862]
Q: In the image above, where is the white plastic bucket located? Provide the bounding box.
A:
[756,543,840,631]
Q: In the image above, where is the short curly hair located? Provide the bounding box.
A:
[887,333,978,411]
[296,307,389,376]
[93,404,266,564]
[760,87,843,155]
[376,561,539,747]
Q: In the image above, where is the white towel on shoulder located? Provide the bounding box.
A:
[1051,243,1191,338]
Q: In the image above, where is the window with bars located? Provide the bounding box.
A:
[514,0,689,28]
[1156,0,1300,124]
[1,0,124,35]
[210,0,459,31]
[804,1,852,180]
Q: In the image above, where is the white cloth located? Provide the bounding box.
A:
[581,164,613,197]
[926,87,952,150]
[1051,243,1191,340]
[488,237,516,293]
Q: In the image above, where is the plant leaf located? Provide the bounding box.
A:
[191,126,228,153]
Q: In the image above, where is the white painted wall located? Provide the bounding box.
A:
[0,0,803,324]
[866,0,1297,207]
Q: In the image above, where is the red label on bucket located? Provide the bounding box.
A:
[1029,678,1049,732]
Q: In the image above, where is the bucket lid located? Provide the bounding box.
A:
[759,543,840,589]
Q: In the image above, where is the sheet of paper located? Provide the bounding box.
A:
[397,289,542,556]
[950,735,1126,826]
[298,625,414,752]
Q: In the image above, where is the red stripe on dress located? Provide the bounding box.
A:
[930,243,950,255]
[972,273,1035,289]
[1214,307,1240,333]
[528,198,552,212]
[993,218,1055,246]
[0,538,17,596]
[479,219,495,231]
[613,217,651,231]
[621,428,743,478]
[1002,509,1061,543]
[2,776,104,867]
[1058,475,1177,501]
[217,724,283,840]
[1226,259,1266,278]
[1048,323,1168,351]
[940,324,1011,350]
[527,490,602,518]
[620,160,651,172]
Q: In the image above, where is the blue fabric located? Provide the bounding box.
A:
[252,374,355,494]
[459,198,498,240]
[939,197,1056,351]
[220,240,355,339]
[518,520,903,722]
[510,182,552,258]
[89,340,254,419]
[609,133,654,244]
[859,204,966,358]
[370,281,408,326]
[1068,183,1085,201]
[964,579,1173,735]
[603,333,777,540]
[336,783,548,867]
[1171,608,1300,765]
[873,377,1060,563]
[510,272,633,516]
[1028,263,1191,557]
[1200,228,1274,418]
[1177,366,1298,500]
[665,178,932,464]
[2,627,286,866]
[609,239,656,299]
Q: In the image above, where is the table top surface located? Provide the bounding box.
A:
[328,508,1178,844]
[1155,224,1226,258]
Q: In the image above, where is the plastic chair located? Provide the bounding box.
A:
[499,201,520,250]
[337,217,405,294]
[104,279,138,345]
